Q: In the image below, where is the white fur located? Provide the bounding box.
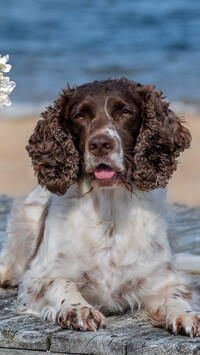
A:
[104,127,124,170]
[104,97,112,120]
[0,186,50,286]
[0,181,199,334]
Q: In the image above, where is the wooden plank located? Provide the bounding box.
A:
[0,314,60,351]
[50,314,200,355]
[0,349,62,355]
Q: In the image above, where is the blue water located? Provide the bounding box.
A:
[0,0,200,115]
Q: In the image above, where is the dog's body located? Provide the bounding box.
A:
[0,78,200,335]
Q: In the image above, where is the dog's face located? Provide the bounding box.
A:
[67,82,142,188]
[27,78,191,196]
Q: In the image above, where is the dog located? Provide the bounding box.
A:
[0,77,200,336]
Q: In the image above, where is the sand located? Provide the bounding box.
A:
[0,112,199,205]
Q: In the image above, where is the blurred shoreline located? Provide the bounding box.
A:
[1,98,200,119]
[0,112,199,206]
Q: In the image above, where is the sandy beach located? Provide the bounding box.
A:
[0,112,199,206]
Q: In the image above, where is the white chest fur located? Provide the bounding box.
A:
[36,182,171,312]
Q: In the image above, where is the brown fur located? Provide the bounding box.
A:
[26,78,191,195]
[26,90,79,196]
[132,84,191,190]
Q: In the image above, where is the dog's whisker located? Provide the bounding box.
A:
[123,153,135,164]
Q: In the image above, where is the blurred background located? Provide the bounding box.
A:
[0,0,199,204]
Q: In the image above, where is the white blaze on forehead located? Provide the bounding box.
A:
[104,97,112,120]
[103,98,121,144]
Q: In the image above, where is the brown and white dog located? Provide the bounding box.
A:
[0,78,200,336]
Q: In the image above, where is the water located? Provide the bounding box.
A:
[0,0,200,116]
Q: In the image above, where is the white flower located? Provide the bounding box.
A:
[0,75,16,95]
[0,93,11,107]
[0,54,12,73]
[0,55,16,108]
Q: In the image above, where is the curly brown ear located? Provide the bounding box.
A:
[132,84,191,190]
[26,92,79,196]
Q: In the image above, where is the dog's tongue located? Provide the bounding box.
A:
[94,165,115,180]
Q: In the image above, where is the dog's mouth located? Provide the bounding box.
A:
[88,163,129,187]
[93,164,115,180]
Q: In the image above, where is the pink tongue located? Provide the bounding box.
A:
[94,165,115,180]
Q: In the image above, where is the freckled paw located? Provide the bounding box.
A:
[56,306,105,331]
[167,312,200,337]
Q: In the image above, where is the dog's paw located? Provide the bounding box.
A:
[167,312,200,337]
[56,306,105,331]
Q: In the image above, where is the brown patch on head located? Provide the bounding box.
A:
[68,78,143,187]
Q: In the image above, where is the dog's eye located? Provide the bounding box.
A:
[74,113,85,120]
[121,109,132,117]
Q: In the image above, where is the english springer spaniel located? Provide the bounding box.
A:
[1,78,200,336]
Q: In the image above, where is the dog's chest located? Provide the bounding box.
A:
[54,188,162,274]
[62,198,150,292]
[49,187,166,309]
[76,217,138,308]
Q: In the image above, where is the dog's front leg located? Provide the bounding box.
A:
[165,289,200,337]
[54,280,105,331]
[143,277,200,337]
[18,275,105,331]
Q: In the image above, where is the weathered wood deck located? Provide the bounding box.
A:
[0,195,200,355]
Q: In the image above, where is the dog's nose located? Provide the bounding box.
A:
[89,135,114,157]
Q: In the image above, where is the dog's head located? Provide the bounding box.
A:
[27,78,191,195]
